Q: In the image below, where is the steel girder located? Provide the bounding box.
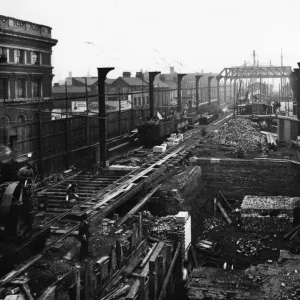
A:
[218,66,292,79]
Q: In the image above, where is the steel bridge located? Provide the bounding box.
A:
[218,66,292,79]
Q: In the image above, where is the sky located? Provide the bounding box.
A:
[2,0,300,82]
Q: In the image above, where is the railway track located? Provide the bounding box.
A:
[0,113,232,288]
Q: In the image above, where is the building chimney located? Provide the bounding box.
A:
[170,67,175,74]
[54,83,59,87]
[69,71,72,78]
[136,72,143,79]
[123,72,131,78]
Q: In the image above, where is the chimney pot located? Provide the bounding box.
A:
[123,72,131,77]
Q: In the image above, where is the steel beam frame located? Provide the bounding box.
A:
[218,66,292,79]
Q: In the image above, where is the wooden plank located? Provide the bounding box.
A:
[219,190,233,211]
[157,242,181,300]
[217,202,232,224]
[0,254,43,287]
[117,184,162,226]
[22,283,34,300]
[140,243,158,268]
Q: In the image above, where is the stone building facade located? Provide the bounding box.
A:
[0,15,57,145]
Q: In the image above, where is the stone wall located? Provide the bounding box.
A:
[190,158,300,202]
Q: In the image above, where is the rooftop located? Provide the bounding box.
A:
[52,85,91,94]
[0,15,54,40]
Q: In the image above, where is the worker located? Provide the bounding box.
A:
[78,213,90,262]
[65,183,79,208]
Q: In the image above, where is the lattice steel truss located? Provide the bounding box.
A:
[218,66,292,79]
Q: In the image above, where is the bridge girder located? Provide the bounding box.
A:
[218,66,292,79]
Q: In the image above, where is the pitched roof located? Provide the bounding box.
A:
[121,77,147,86]
[72,77,98,86]
[52,85,91,94]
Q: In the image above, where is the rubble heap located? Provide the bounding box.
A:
[207,118,263,151]
[240,196,294,233]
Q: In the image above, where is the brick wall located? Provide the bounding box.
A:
[190,158,300,202]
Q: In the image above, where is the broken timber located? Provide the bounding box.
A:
[217,202,232,224]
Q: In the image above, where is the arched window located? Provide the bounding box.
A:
[5,115,10,125]
[16,114,27,124]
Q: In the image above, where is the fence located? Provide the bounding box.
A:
[0,107,150,178]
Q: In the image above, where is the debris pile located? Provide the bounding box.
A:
[240,196,293,233]
[139,211,179,240]
[207,118,263,151]
[236,235,277,257]
[202,217,226,233]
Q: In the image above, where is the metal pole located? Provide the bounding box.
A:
[97,67,114,168]
[118,86,121,135]
[64,81,69,169]
[148,71,160,119]
[65,81,68,118]
[177,73,187,112]
[195,75,203,114]
[85,78,90,161]
[38,96,43,179]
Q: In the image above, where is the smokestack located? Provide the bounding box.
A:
[170,67,175,74]
[123,72,131,77]
[69,71,72,78]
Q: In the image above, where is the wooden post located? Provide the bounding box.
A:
[149,260,157,300]
[217,202,232,224]
[139,276,146,300]
[157,255,164,293]
[214,198,217,217]
[139,212,143,240]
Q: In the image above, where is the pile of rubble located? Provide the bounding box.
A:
[207,118,263,151]
[240,196,294,233]
[236,235,278,257]
[139,211,179,240]
[202,217,226,234]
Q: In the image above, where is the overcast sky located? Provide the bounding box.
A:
[2,0,300,82]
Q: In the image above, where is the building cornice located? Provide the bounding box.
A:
[0,29,57,46]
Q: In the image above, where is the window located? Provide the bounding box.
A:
[33,79,41,97]
[0,78,8,99]
[31,52,39,65]
[142,97,145,105]
[17,79,25,98]
[15,50,24,63]
[9,49,14,63]
[134,98,137,106]
[0,47,7,63]
[17,114,27,124]
[16,50,20,63]
[138,97,141,106]
[146,96,149,104]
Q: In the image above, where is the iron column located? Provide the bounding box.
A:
[97,67,114,168]
[148,71,161,119]
[177,73,187,111]
[208,76,214,105]
[195,75,203,114]
[224,77,227,103]
[216,75,223,110]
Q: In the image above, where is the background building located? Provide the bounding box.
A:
[0,15,57,147]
